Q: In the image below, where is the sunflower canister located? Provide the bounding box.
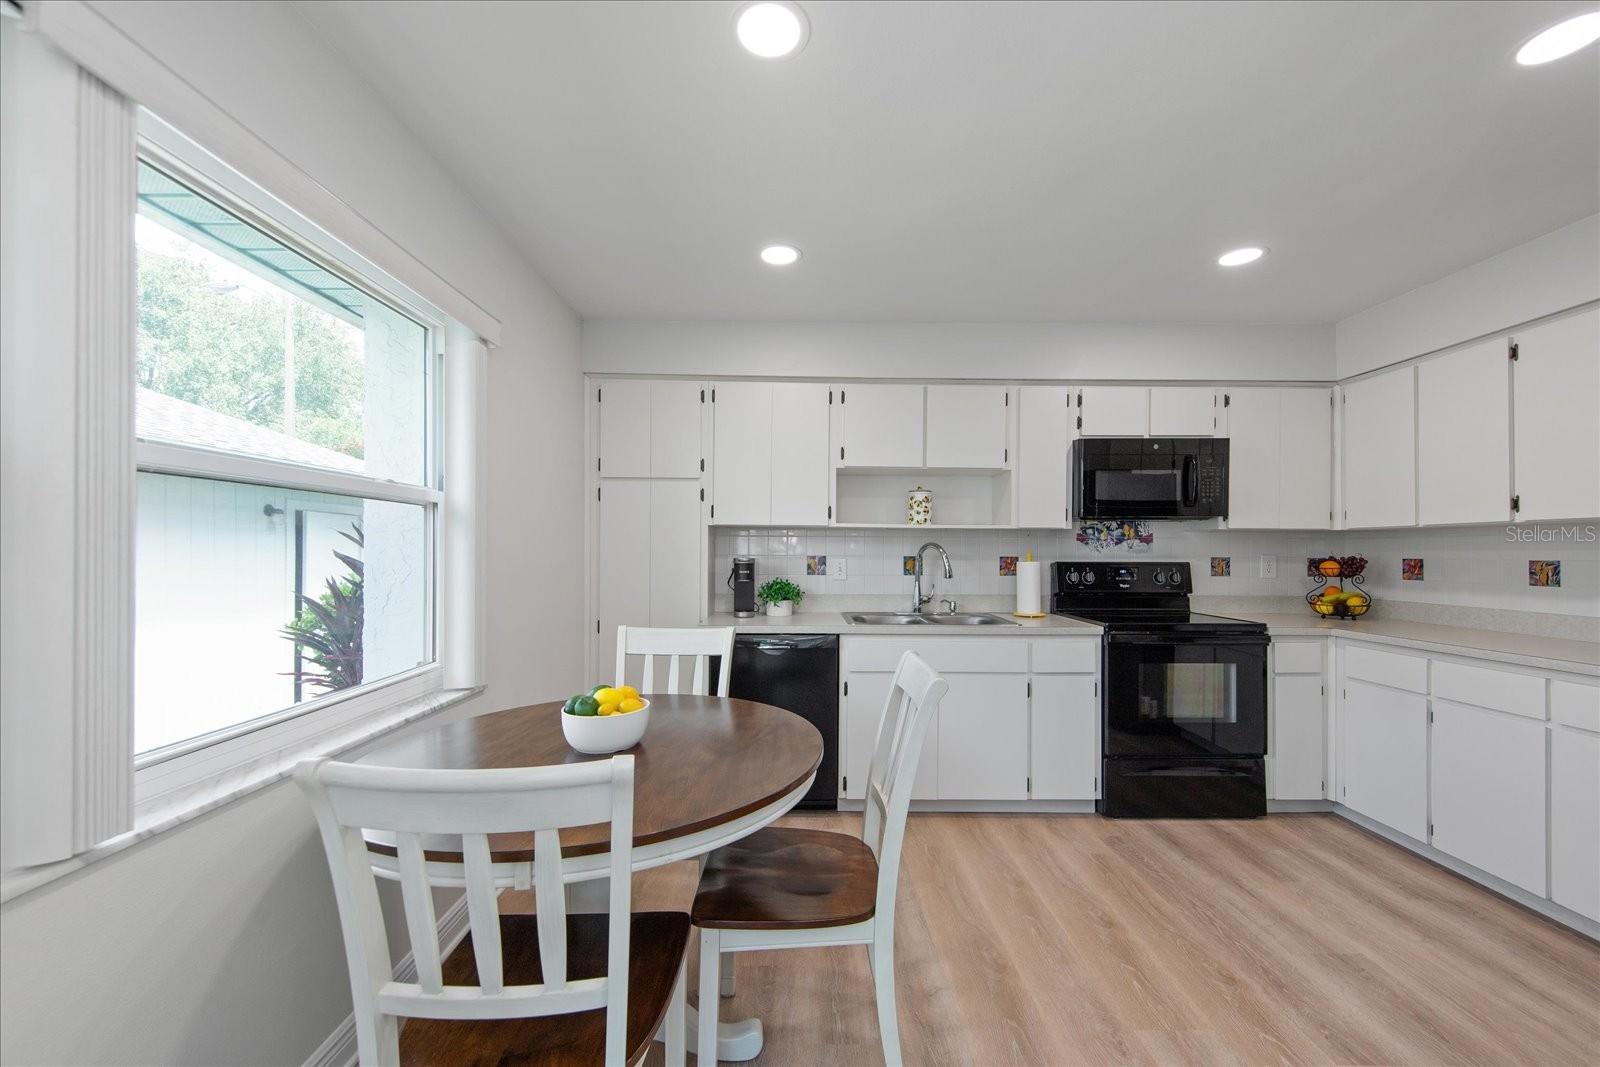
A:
[907,486,932,525]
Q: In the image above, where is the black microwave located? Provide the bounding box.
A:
[1072,438,1229,520]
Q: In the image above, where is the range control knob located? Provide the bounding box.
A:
[1064,570,1080,585]
[1153,569,1168,585]
[1082,571,1097,585]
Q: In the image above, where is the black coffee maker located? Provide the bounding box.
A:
[727,557,757,618]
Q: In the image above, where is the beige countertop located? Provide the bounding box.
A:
[1228,612,1600,674]
[702,611,1102,637]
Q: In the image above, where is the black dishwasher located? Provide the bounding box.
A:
[711,634,838,809]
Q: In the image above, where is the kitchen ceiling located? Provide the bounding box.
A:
[293,1,1599,323]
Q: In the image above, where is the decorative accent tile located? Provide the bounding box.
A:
[806,555,827,576]
[1210,556,1231,577]
[902,555,917,575]
[999,555,1018,576]
[1075,520,1155,553]
[1529,560,1561,587]
[1402,558,1424,581]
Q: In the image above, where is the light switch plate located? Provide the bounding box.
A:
[1260,554,1277,579]
[833,557,848,581]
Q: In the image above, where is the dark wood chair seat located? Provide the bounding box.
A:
[400,912,690,1067]
[691,826,879,931]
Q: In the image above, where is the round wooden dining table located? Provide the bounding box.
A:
[357,693,823,1061]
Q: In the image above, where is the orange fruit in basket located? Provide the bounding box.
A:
[1317,559,1342,577]
[1319,585,1342,599]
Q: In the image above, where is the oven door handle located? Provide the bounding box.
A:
[1107,634,1267,646]
[1137,765,1259,777]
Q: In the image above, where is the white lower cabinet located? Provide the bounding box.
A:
[1029,674,1098,799]
[938,674,1030,800]
[842,670,936,801]
[1341,679,1429,841]
[1270,673,1326,800]
[1430,700,1547,896]
[1551,725,1600,922]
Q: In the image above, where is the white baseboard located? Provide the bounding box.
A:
[303,893,474,1067]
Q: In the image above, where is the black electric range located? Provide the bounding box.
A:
[1052,561,1270,818]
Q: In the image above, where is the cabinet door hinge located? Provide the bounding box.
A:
[1223,393,1231,407]
[710,504,715,518]
[829,389,833,405]
[1321,779,1325,792]
[597,458,601,472]
[1026,775,1031,792]
[828,505,833,520]
[843,680,849,696]
[597,386,602,403]
[1004,447,1008,463]
[1428,822,1434,837]
[1005,393,1009,406]
[1427,708,1434,724]
[1508,340,1519,361]
[595,619,600,634]
[597,486,601,501]
[1076,392,1082,407]
[699,488,705,502]
[842,775,848,792]
[1026,680,1032,697]
[1511,494,1520,514]
[1093,775,1098,792]
[840,446,845,461]
[700,388,705,402]
[1342,784,1347,798]
[711,388,716,402]
[1076,415,1083,430]
[1094,680,1099,697]
[840,390,845,403]
[699,458,705,472]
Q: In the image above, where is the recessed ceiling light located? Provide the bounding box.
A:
[760,244,801,266]
[735,1,809,59]
[1516,12,1600,66]
[1217,246,1266,267]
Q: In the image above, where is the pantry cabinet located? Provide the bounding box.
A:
[1016,386,1074,528]
[597,479,703,685]
[1029,673,1099,799]
[1430,698,1547,895]
[1341,678,1429,840]
[711,381,830,525]
[597,379,704,478]
[837,383,924,467]
[1341,366,1417,529]
[1512,307,1600,522]
[925,385,1010,469]
[1227,387,1333,529]
[1417,339,1512,525]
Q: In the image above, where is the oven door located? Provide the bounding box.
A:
[1104,634,1267,758]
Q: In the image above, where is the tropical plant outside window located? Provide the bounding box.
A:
[134,160,433,758]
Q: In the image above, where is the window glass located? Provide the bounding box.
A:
[134,473,430,756]
[135,161,427,484]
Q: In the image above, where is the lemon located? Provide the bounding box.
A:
[593,686,622,706]
[619,697,645,714]
[598,701,621,717]
[616,685,639,701]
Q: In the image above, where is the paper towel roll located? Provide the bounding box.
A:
[1015,560,1042,616]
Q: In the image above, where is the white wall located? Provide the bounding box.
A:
[1336,215,1600,379]
[0,3,584,1065]
[584,319,1336,382]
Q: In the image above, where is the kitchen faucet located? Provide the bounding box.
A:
[911,541,953,614]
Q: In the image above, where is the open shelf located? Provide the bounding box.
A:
[834,468,1013,527]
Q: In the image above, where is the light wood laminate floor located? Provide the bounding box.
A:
[506,813,1600,1066]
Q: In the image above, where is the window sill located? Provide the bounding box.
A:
[0,684,482,905]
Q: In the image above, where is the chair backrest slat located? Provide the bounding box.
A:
[615,626,735,696]
[859,652,947,929]
[295,755,637,1067]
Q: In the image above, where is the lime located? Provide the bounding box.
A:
[562,694,583,714]
[571,695,600,717]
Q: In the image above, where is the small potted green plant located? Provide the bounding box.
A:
[756,576,804,617]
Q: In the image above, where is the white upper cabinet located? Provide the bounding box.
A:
[1341,366,1416,529]
[1227,388,1332,529]
[711,382,829,525]
[1417,339,1511,525]
[1513,307,1600,522]
[649,380,705,477]
[1149,386,1220,436]
[1017,386,1074,528]
[769,383,831,525]
[838,383,924,467]
[710,381,773,525]
[597,378,703,478]
[1077,386,1149,436]
[925,385,1009,468]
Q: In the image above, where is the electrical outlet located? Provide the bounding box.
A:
[833,557,848,581]
[1260,554,1278,579]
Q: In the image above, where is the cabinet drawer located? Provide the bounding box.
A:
[1030,639,1099,674]
[1273,640,1325,675]
[1432,660,1546,721]
[843,636,1028,674]
[1552,679,1600,734]
[1344,644,1427,693]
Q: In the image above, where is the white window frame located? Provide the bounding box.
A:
[128,116,453,811]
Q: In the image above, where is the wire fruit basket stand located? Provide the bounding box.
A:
[1307,556,1370,618]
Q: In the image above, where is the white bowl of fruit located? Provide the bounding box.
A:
[560,684,650,754]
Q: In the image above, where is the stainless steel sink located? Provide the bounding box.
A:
[842,612,1016,627]
[842,612,930,625]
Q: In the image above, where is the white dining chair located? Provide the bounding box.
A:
[294,754,689,1067]
[614,625,735,696]
[689,650,948,1066]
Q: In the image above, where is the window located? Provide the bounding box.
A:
[134,157,440,762]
